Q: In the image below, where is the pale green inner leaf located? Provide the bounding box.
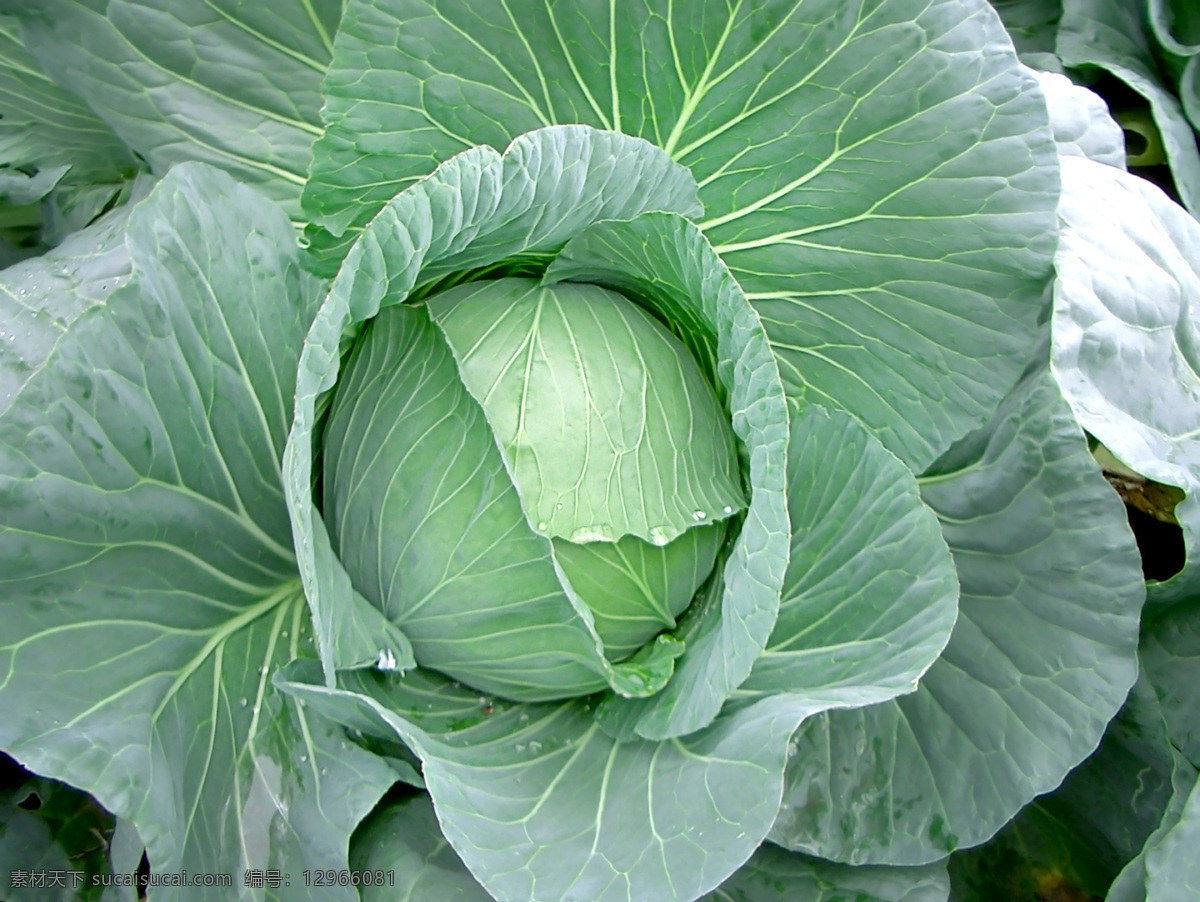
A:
[426,277,745,545]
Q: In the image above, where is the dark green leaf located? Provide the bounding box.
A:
[701,845,949,902]
[349,794,492,902]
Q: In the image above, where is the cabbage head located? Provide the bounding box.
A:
[276,125,971,899]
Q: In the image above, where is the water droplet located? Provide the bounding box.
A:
[556,503,563,509]
[281,630,288,639]
[528,741,542,753]
[259,665,268,675]
[723,505,733,514]
[515,744,526,753]
[239,698,248,708]
[647,526,671,546]
[519,713,529,723]
[693,510,707,521]
[299,755,307,763]
[321,767,328,775]
[537,521,547,531]
[787,740,798,759]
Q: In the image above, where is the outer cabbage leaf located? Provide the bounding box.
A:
[0,193,138,413]
[277,664,850,902]
[770,357,1145,864]
[305,0,1059,472]
[349,795,492,902]
[2,0,344,218]
[1033,68,1128,167]
[1141,596,1200,771]
[700,846,949,902]
[0,16,138,261]
[346,794,953,902]
[275,669,929,902]
[0,16,136,180]
[1184,55,1200,134]
[0,768,122,901]
[1104,751,1200,902]
[1126,577,1195,902]
[947,672,1195,901]
[1147,0,1200,58]
[1058,0,1200,215]
[1142,776,1200,902]
[988,0,1064,67]
[739,403,958,700]
[0,165,69,207]
[1052,155,1200,605]
[0,164,397,899]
